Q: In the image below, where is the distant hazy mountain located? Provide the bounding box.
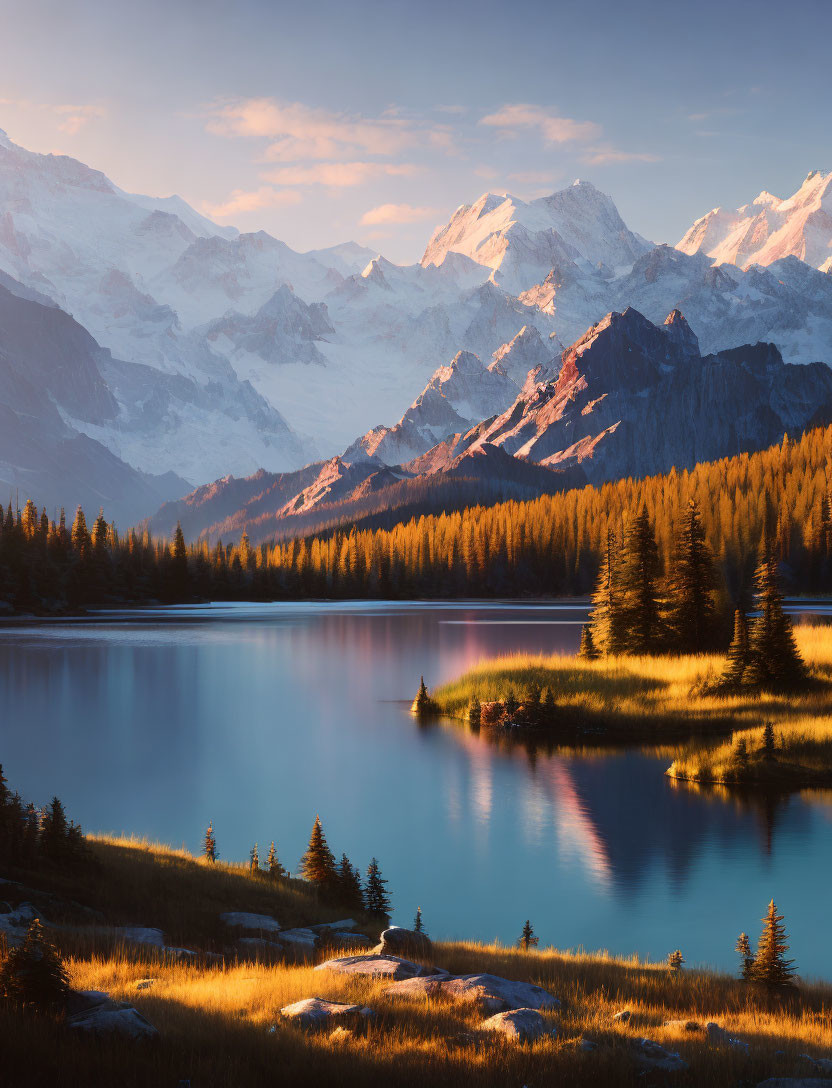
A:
[678,170,832,272]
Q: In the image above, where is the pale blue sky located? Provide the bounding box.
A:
[1,0,829,260]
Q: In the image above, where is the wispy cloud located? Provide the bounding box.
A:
[360,203,437,226]
[202,186,302,218]
[263,161,420,187]
[206,98,453,162]
[0,98,106,135]
[480,104,601,144]
[580,145,660,165]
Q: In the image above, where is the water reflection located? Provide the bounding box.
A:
[1,601,831,975]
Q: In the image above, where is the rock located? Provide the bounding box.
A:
[664,1019,704,1032]
[579,1037,598,1051]
[386,972,560,1012]
[706,1023,750,1052]
[325,932,373,950]
[799,1057,832,1074]
[277,927,318,948]
[373,926,433,962]
[279,997,370,1030]
[634,1037,689,1072]
[67,990,158,1041]
[134,979,157,991]
[114,926,166,947]
[316,954,439,981]
[481,1008,552,1043]
[235,937,285,961]
[612,1009,631,1023]
[309,919,357,933]
[220,911,281,934]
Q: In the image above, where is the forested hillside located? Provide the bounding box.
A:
[2,425,832,611]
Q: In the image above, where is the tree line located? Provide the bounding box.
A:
[0,765,86,872]
[4,425,832,610]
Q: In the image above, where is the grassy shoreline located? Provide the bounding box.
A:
[428,626,832,791]
[5,837,832,1086]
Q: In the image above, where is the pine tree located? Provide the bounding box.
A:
[467,696,481,726]
[736,932,755,981]
[664,499,718,652]
[721,609,751,686]
[299,816,337,890]
[267,841,285,879]
[518,919,539,951]
[733,736,749,775]
[589,528,626,655]
[413,906,425,934]
[0,918,70,1012]
[543,686,556,714]
[40,797,68,863]
[746,544,806,688]
[503,689,519,717]
[411,676,433,715]
[579,624,599,660]
[668,949,685,972]
[751,900,797,989]
[249,843,260,874]
[203,823,217,863]
[618,509,664,654]
[761,722,777,760]
[336,853,364,911]
[364,858,391,918]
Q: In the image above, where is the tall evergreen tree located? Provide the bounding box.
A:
[364,858,391,918]
[664,499,718,652]
[736,932,755,981]
[413,906,425,934]
[721,609,751,686]
[267,841,285,879]
[618,509,664,654]
[589,528,626,655]
[578,624,599,660]
[668,949,685,972]
[518,919,539,951]
[249,843,260,874]
[40,797,68,863]
[336,853,364,911]
[299,816,337,890]
[746,543,806,688]
[203,823,217,863]
[751,900,797,989]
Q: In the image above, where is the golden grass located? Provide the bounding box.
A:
[432,625,832,782]
[4,837,832,1085]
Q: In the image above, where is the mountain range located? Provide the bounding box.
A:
[1,125,832,526]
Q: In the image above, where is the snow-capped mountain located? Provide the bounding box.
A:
[677,170,832,272]
[421,182,652,293]
[345,349,519,464]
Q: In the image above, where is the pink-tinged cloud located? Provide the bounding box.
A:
[206,98,452,162]
[203,186,303,218]
[0,99,106,136]
[360,203,437,226]
[580,145,660,165]
[263,161,420,187]
[480,104,601,144]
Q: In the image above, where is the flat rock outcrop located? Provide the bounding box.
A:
[220,912,281,934]
[386,972,560,1012]
[481,1008,552,1043]
[373,926,433,961]
[315,954,438,980]
[67,990,158,1041]
[279,997,373,1029]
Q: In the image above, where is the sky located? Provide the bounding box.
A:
[1,0,830,262]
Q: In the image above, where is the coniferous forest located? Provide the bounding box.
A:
[3,425,832,614]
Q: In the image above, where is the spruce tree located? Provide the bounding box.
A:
[411,676,433,715]
[467,696,481,726]
[761,722,777,760]
[299,816,337,890]
[543,686,556,714]
[0,918,70,1012]
[733,737,749,776]
[746,544,806,688]
[589,528,626,655]
[518,920,539,951]
[618,509,664,654]
[721,609,750,687]
[267,841,285,879]
[579,624,599,660]
[249,843,260,874]
[364,858,391,919]
[335,853,364,911]
[664,499,718,652]
[203,823,217,863]
[413,906,425,934]
[40,797,68,863]
[736,932,755,981]
[503,689,519,717]
[668,949,685,972]
[751,900,797,989]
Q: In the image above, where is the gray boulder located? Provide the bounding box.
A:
[481,1008,552,1043]
[279,997,373,1029]
[113,926,165,947]
[707,1022,750,1052]
[634,1037,689,1072]
[235,937,285,961]
[309,919,357,933]
[316,954,438,980]
[386,972,560,1012]
[374,926,433,962]
[67,990,158,1041]
[612,1009,631,1023]
[220,911,281,934]
[799,1057,832,1075]
[277,927,318,949]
